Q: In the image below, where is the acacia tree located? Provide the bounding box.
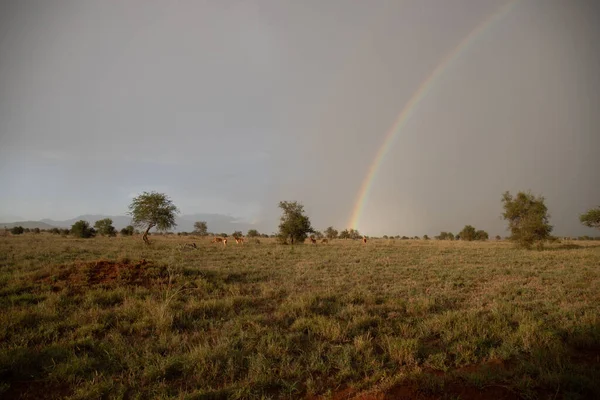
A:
[580,207,600,230]
[193,221,208,236]
[128,192,180,245]
[502,191,553,249]
[277,201,313,244]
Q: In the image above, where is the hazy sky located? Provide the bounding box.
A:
[1,0,599,236]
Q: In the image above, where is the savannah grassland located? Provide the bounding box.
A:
[1,235,599,400]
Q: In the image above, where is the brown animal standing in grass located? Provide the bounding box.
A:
[321,239,328,244]
[362,236,367,244]
[212,237,227,246]
[234,237,244,245]
[309,237,317,245]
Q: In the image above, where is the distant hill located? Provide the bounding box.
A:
[2,213,263,235]
[0,221,58,230]
[41,215,133,230]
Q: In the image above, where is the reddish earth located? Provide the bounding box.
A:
[38,259,167,290]
[311,382,519,400]
[1,379,73,400]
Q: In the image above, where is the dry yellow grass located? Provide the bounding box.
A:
[0,234,599,399]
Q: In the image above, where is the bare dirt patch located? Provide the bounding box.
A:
[1,379,73,400]
[38,259,168,291]
[383,383,519,400]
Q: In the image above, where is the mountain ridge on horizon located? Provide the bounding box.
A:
[1,213,263,234]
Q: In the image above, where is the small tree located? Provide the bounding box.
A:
[94,218,117,237]
[247,229,260,238]
[33,227,41,234]
[459,225,477,241]
[436,231,454,240]
[120,225,135,236]
[580,207,600,230]
[71,220,96,238]
[502,191,553,249]
[495,235,502,240]
[475,230,489,241]
[10,226,24,235]
[339,229,350,239]
[348,229,362,240]
[232,230,243,238]
[324,226,338,240]
[194,221,208,236]
[277,201,313,244]
[128,191,180,245]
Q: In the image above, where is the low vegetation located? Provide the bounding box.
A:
[1,234,599,399]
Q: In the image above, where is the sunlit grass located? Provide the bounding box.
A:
[0,235,599,399]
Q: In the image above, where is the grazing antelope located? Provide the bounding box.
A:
[362,236,367,244]
[211,237,227,246]
[321,238,328,244]
[308,237,317,245]
[179,242,197,250]
[234,237,245,245]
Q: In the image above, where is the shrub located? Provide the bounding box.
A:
[459,225,477,241]
[10,226,24,235]
[324,227,338,240]
[120,225,135,236]
[94,218,117,237]
[475,230,489,241]
[70,220,96,238]
[247,229,260,238]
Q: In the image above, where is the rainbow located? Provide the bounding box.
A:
[349,0,518,231]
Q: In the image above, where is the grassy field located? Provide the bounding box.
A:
[0,235,599,399]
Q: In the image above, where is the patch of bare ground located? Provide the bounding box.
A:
[570,347,600,366]
[1,379,73,400]
[321,360,518,400]
[37,258,168,290]
[384,383,519,400]
[311,382,518,400]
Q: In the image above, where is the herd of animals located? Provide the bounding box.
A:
[179,235,368,249]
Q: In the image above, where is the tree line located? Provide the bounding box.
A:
[5,190,600,249]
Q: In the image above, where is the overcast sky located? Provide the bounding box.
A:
[1,0,599,237]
